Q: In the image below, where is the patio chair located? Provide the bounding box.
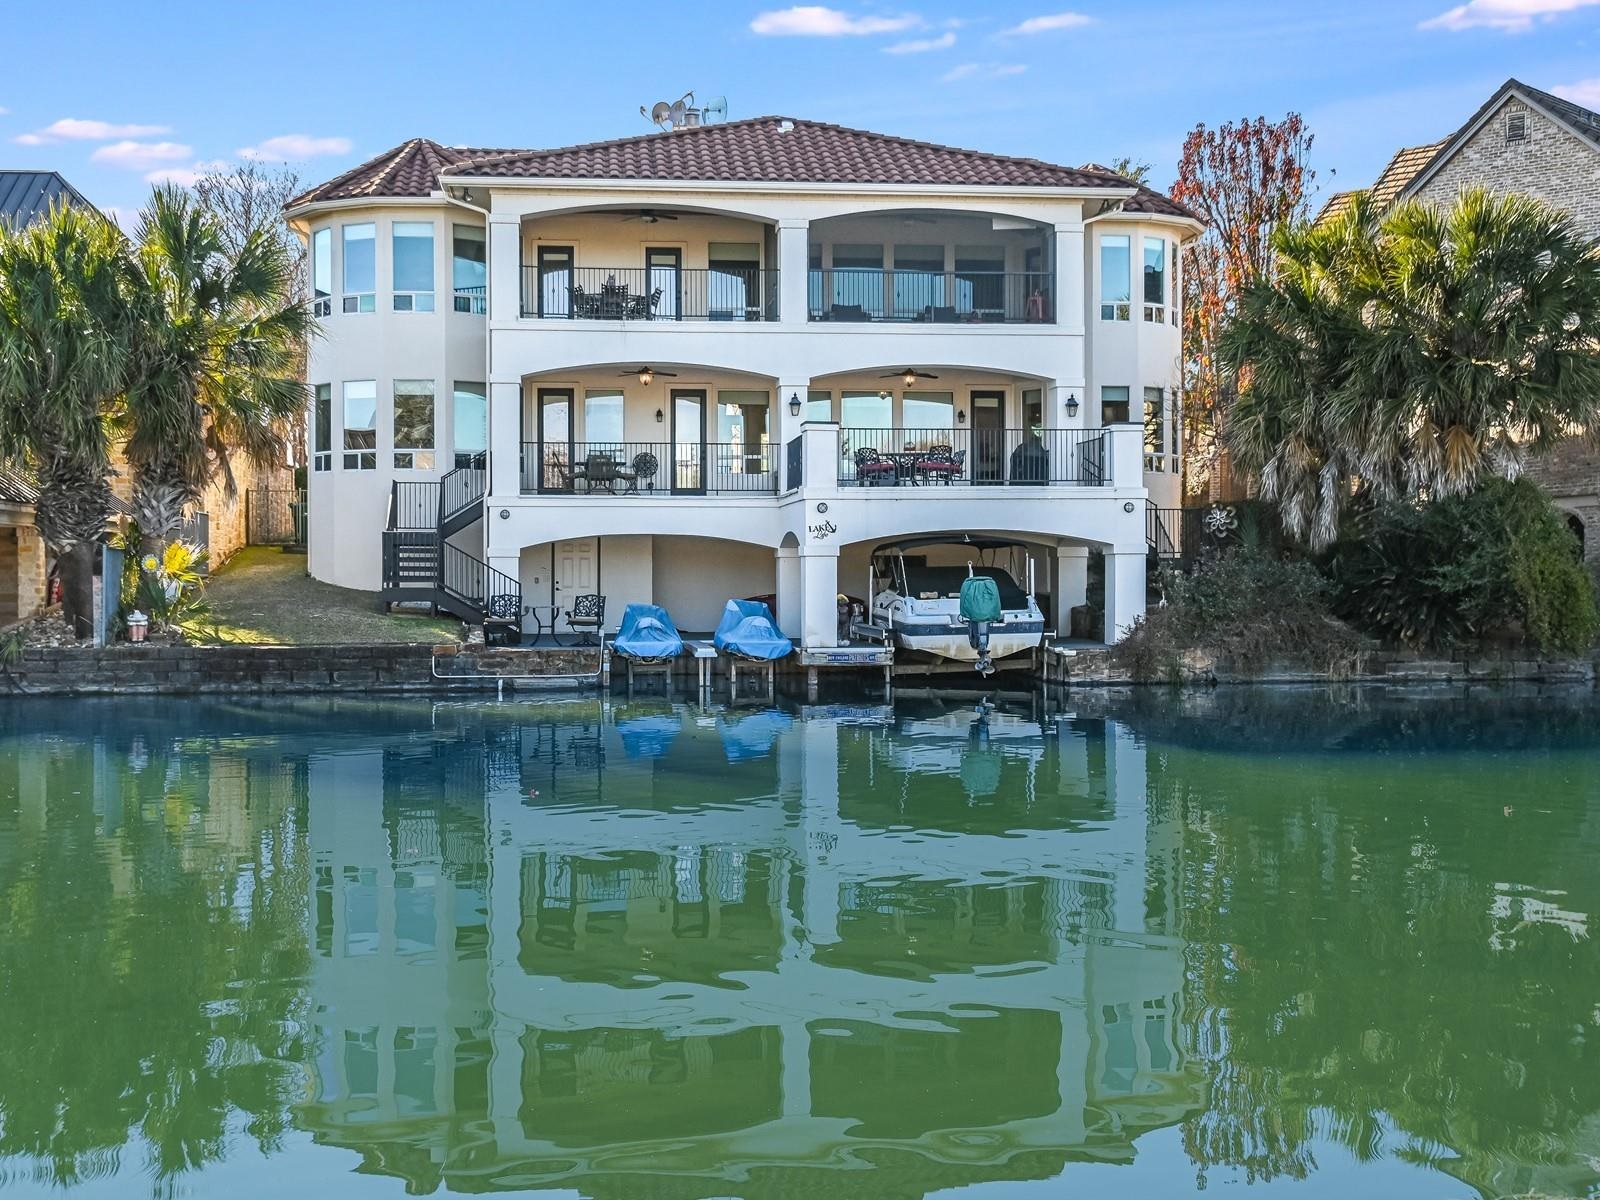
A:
[583,452,622,492]
[484,593,523,646]
[627,287,662,320]
[829,304,870,322]
[565,593,606,646]
[922,305,959,323]
[627,451,659,492]
[914,444,964,485]
[853,447,898,486]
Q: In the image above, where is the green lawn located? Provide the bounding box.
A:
[193,546,463,645]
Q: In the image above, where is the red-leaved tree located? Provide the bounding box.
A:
[1172,114,1315,500]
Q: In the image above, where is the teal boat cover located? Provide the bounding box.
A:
[959,576,1003,623]
[713,599,793,660]
[613,604,684,660]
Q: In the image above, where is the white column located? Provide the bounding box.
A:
[799,549,839,649]
[1052,380,1087,431]
[488,382,522,497]
[775,543,801,638]
[488,214,520,321]
[776,378,810,458]
[1054,217,1085,336]
[1055,544,1089,635]
[777,219,809,327]
[1103,550,1146,644]
[1106,422,1144,488]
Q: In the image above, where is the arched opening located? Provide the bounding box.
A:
[520,204,778,322]
[807,209,1053,325]
[1565,511,1586,561]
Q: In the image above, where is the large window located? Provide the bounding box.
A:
[452,225,486,314]
[841,391,892,429]
[583,390,625,445]
[708,242,760,320]
[392,379,435,469]
[955,245,1005,319]
[1144,386,1165,470]
[902,391,954,433]
[342,223,375,313]
[342,380,377,469]
[893,244,945,319]
[393,222,434,312]
[311,229,332,317]
[1100,234,1130,321]
[831,244,883,317]
[1143,237,1165,322]
[313,383,332,471]
[1100,385,1130,425]
[453,382,486,467]
[806,389,832,422]
[717,390,770,472]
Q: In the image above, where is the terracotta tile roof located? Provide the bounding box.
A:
[1314,189,1359,226]
[287,138,522,207]
[451,116,1138,190]
[1369,139,1449,208]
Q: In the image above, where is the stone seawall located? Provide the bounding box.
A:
[5,643,603,697]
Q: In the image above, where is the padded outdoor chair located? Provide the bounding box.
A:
[829,304,870,322]
[565,594,606,646]
[922,305,959,323]
[853,447,899,486]
[914,444,964,485]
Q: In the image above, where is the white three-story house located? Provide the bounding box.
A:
[287,116,1197,647]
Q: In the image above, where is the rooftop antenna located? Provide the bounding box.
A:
[701,96,728,124]
[640,91,724,131]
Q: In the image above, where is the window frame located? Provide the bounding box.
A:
[1142,237,1166,323]
[392,379,436,470]
[341,223,376,314]
[311,228,333,317]
[1143,386,1166,471]
[342,380,378,469]
[452,381,487,467]
[391,221,436,313]
[451,224,487,314]
[1100,234,1131,321]
[1100,385,1131,425]
[313,383,332,471]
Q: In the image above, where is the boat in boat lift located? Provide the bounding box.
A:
[863,536,1046,673]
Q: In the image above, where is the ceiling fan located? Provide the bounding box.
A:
[619,209,680,223]
[619,366,677,385]
[881,368,940,387]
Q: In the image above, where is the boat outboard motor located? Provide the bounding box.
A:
[959,575,1003,675]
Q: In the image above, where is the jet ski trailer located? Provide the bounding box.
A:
[864,536,1046,674]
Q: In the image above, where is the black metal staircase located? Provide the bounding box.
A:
[380,454,518,625]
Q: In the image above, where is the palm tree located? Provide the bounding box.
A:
[0,203,132,635]
[1222,186,1600,548]
[119,186,310,551]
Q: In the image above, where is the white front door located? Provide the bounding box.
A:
[553,538,597,609]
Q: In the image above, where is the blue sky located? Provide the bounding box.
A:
[4,0,1598,224]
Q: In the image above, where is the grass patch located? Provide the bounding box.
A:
[193,546,462,646]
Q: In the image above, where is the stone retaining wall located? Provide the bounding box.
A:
[1047,645,1600,687]
[5,643,598,697]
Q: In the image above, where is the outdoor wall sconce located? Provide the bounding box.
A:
[654,408,664,423]
[957,409,967,424]
[789,392,802,417]
[1065,393,1079,417]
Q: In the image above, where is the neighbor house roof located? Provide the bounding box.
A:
[0,464,40,507]
[0,170,96,228]
[290,118,1195,218]
[1314,139,1448,226]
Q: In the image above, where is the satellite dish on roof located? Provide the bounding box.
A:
[702,96,727,123]
[650,101,672,128]
[669,99,688,128]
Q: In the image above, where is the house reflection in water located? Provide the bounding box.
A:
[295,697,1202,1196]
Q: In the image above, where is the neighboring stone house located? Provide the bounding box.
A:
[1319,79,1600,567]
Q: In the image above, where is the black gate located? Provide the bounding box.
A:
[246,488,304,546]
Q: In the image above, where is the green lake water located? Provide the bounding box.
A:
[0,687,1597,1199]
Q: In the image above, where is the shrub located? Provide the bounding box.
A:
[1329,479,1598,654]
[1114,549,1365,681]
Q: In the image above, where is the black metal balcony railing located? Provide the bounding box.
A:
[809,269,1053,324]
[520,267,780,321]
[391,480,441,529]
[838,427,1107,486]
[520,441,779,495]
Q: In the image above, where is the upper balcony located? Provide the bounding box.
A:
[521,265,779,322]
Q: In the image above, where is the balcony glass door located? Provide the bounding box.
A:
[536,389,574,493]
[970,390,1006,483]
[646,247,681,321]
[671,389,706,494]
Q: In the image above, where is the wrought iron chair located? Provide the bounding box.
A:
[626,452,659,492]
[564,593,606,646]
[853,447,898,486]
[912,443,962,485]
[484,593,523,646]
[583,452,622,493]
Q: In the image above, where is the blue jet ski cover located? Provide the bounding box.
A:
[613,604,684,660]
[713,599,793,660]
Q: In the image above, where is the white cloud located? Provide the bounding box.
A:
[941,62,1028,82]
[999,10,1092,35]
[1553,77,1600,107]
[749,5,919,35]
[0,107,8,116]
[237,133,353,161]
[885,30,955,52]
[89,140,193,170]
[16,117,172,144]
[144,159,229,187]
[1420,0,1600,31]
